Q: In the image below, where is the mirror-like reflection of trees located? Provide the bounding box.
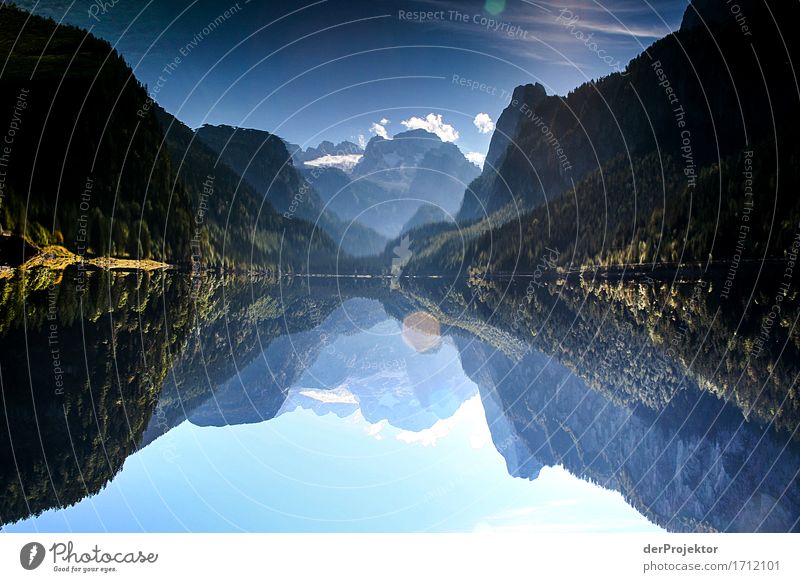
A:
[0,269,347,525]
[396,269,799,531]
[1,266,798,531]
[433,268,800,434]
[0,269,193,524]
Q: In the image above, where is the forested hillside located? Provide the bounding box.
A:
[0,4,346,272]
[402,0,800,275]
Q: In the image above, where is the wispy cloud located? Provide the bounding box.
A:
[554,9,667,39]
[416,0,675,65]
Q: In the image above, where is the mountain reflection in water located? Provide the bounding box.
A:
[0,266,798,532]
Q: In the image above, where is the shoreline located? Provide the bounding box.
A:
[1,239,788,282]
[0,242,171,276]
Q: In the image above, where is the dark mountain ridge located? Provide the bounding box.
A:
[0,4,350,271]
[195,124,388,257]
[404,0,800,275]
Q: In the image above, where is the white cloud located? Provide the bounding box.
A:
[304,154,363,173]
[369,121,390,140]
[465,152,486,168]
[395,396,489,448]
[365,418,388,441]
[400,113,459,142]
[379,117,390,126]
[473,112,495,134]
[396,416,458,447]
[357,134,367,149]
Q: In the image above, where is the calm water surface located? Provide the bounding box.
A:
[1,267,798,532]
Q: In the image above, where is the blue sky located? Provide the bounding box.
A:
[15,0,688,160]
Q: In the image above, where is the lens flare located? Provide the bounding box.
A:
[401,311,442,353]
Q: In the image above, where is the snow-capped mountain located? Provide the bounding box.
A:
[286,139,364,172]
[309,129,480,238]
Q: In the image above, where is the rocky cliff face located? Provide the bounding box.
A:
[453,336,543,481]
[457,0,795,225]
[458,83,547,222]
[485,84,548,171]
[342,129,479,237]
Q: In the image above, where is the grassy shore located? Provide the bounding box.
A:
[0,237,170,277]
